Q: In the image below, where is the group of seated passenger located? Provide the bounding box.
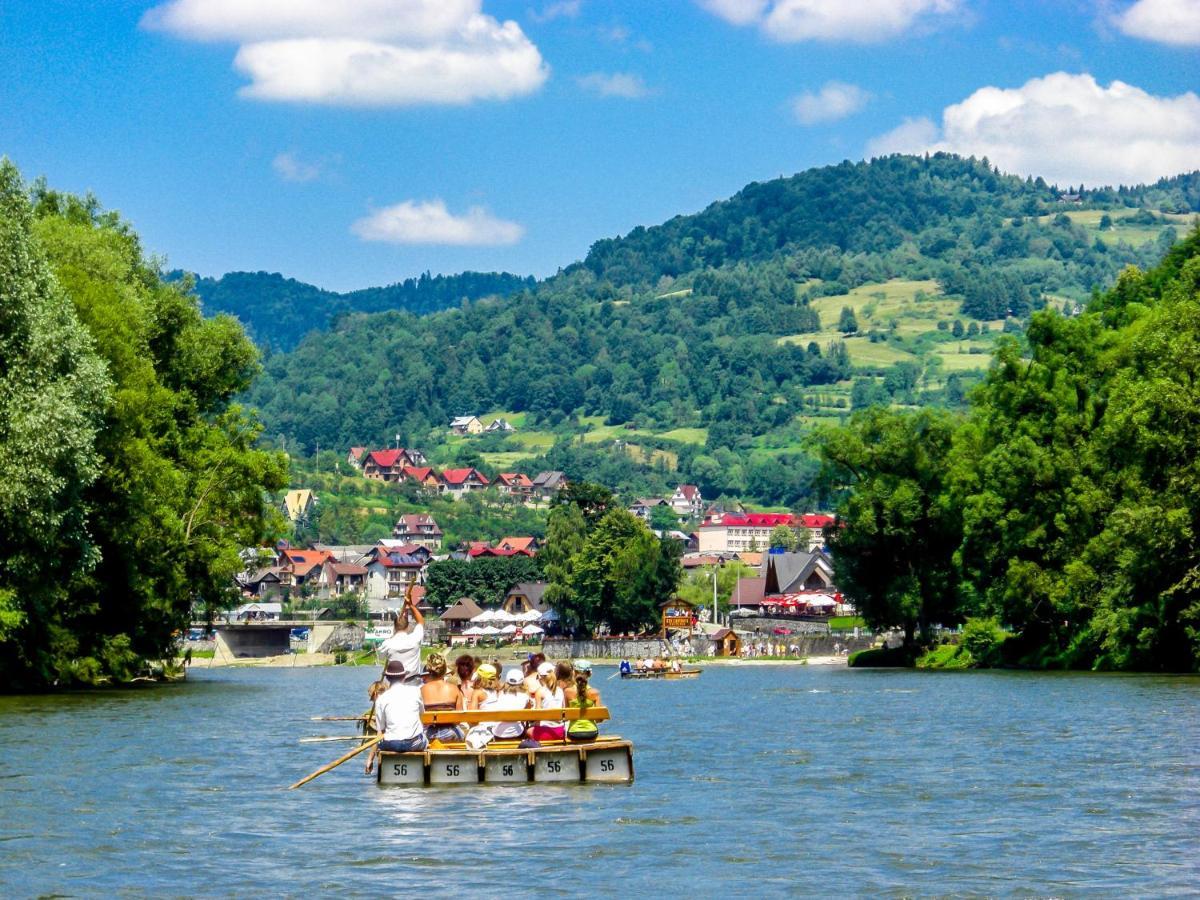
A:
[367,650,602,769]
[619,657,683,673]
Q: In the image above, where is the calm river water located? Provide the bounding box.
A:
[1,664,1197,896]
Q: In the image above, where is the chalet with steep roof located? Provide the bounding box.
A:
[670,484,704,519]
[494,472,534,501]
[531,470,567,501]
[362,449,414,481]
[391,514,443,550]
[440,467,490,501]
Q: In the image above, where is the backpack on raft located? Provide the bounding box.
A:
[566,718,599,742]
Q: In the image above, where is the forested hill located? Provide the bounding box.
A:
[170,269,535,350]
[247,154,1199,507]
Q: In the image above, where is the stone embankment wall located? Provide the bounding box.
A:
[732,632,875,656]
[543,638,670,660]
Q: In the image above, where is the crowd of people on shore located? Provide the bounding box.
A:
[367,599,602,770]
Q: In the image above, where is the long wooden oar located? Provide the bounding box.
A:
[300,735,371,744]
[310,715,367,721]
[288,735,381,789]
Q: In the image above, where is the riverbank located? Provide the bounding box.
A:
[185,651,849,670]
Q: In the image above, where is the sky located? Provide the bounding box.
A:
[0,0,1197,291]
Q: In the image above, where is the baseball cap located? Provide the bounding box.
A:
[537,661,555,677]
[504,669,523,685]
[476,664,498,680]
[573,659,593,672]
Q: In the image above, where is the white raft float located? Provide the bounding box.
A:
[377,707,634,786]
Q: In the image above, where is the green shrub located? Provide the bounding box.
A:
[960,617,1007,666]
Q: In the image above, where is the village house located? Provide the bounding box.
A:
[497,536,540,554]
[485,417,516,433]
[764,550,836,595]
[531,470,568,502]
[275,548,333,591]
[391,514,443,550]
[281,489,316,523]
[440,467,490,500]
[347,447,367,468]
[628,497,668,522]
[317,559,368,597]
[439,597,484,635]
[494,472,534,502]
[361,449,415,481]
[670,484,704,519]
[449,415,484,435]
[400,466,442,491]
[364,548,427,603]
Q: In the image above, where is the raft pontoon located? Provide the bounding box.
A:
[620,668,702,680]
[377,706,634,786]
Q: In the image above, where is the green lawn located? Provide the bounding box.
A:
[658,427,708,445]
[933,347,993,371]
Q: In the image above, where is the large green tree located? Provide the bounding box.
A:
[0,162,111,685]
[817,407,963,647]
[0,163,288,689]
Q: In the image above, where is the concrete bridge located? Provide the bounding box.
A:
[212,620,365,660]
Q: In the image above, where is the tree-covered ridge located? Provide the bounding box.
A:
[172,269,535,351]
[819,227,1200,672]
[247,154,1194,511]
[0,161,287,690]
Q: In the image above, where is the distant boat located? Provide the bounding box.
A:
[620,668,702,680]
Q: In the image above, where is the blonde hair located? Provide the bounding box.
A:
[425,653,447,678]
[367,680,387,701]
[501,680,523,695]
[476,669,499,691]
[539,670,557,692]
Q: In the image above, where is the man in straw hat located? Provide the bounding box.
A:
[374,659,427,753]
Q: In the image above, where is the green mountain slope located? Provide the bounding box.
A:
[170,269,535,351]
[247,154,1198,507]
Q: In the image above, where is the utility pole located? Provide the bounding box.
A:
[712,568,718,627]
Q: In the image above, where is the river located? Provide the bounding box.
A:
[0,664,1196,896]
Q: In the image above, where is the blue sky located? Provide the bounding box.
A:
[0,0,1196,290]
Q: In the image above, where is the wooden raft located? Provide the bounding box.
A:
[377,706,633,786]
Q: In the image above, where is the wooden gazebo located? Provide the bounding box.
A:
[660,598,697,635]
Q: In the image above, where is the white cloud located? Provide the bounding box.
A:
[791,81,871,124]
[142,0,479,42]
[530,1,583,23]
[696,0,960,42]
[865,72,1200,186]
[271,151,321,182]
[143,0,548,106]
[577,72,651,98]
[1112,0,1200,47]
[352,200,524,246]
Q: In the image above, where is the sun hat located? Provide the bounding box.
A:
[573,659,593,672]
[536,661,555,677]
[383,659,407,679]
[504,669,523,685]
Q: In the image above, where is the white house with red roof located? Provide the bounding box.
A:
[670,484,704,519]
[391,513,443,549]
[439,467,490,501]
[796,513,836,551]
[697,511,800,554]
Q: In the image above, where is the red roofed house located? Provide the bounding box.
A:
[362,449,414,482]
[440,467,490,501]
[275,548,333,590]
[468,545,534,558]
[697,511,800,554]
[497,536,540,554]
[347,447,367,468]
[318,559,368,597]
[670,484,704,519]
[494,472,534,502]
[392,514,443,550]
[400,466,442,491]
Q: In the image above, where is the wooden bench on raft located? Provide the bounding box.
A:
[419,706,610,727]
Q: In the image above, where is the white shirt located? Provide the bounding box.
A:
[379,623,423,676]
[374,680,424,742]
[484,691,531,739]
[536,685,564,728]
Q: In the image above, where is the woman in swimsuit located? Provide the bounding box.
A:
[421,653,464,743]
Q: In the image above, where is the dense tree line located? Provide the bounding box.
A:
[817,229,1200,671]
[423,556,543,610]
[0,162,287,689]
[174,269,535,351]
